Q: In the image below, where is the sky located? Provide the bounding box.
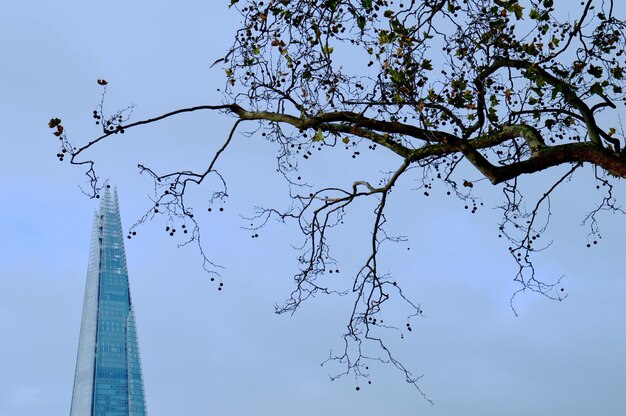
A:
[1,1,625,415]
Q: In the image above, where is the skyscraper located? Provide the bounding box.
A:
[70,187,147,416]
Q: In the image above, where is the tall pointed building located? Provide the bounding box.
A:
[70,187,147,416]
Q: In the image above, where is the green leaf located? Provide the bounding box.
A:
[512,4,524,20]
[534,77,546,88]
[612,66,624,80]
[588,65,603,78]
[389,68,404,84]
[551,88,559,100]
[522,42,539,56]
[529,8,541,20]
[342,137,350,144]
[533,74,546,88]
[590,82,604,95]
[357,15,366,30]
[312,129,324,142]
[378,30,393,44]
[326,0,340,11]
[361,0,372,8]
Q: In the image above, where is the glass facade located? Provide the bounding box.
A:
[70,188,147,416]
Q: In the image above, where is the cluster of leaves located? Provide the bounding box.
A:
[53,0,626,397]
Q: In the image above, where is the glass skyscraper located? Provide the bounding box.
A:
[70,187,147,416]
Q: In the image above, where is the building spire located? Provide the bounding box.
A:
[70,188,147,416]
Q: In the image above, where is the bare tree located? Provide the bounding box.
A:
[50,0,626,397]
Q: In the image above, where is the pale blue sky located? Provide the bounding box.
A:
[1,1,625,415]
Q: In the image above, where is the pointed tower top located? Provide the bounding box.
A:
[70,187,147,416]
[98,185,120,217]
[99,186,110,208]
